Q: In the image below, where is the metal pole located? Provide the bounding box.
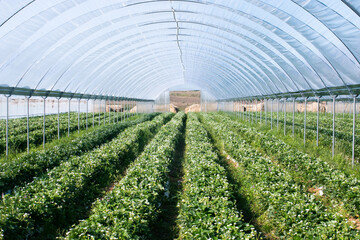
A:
[86,99,89,130]
[304,97,307,146]
[6,96,9,159]
[260,100,262,124]
[57,98,60,140]
[78,99,80,133]
[343,101,345,119]
[251,100,254,124]
[332,96,336,158]
[117,100,119,123]
[93,99,95,128]
[113,100,116,123]
[98,99,101,126]
[277,99,279,130]
[27,97,30,153]
[317,97,320,146]
[43,97,46,149]
[255,100,258,123]
[265,99,267,125]
[108,99,111,124]
[352,95,356,166]
[284,98,286,136]
[271,99,273,129]
[68,98,70,137]
[104,99,106,125]
[292,98,295,136]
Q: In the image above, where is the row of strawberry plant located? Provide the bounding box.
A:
[231,111,360,161]
[177,113,257,239]
[0,112,107,139]
[201,113,359,239]
[218,113,360,216]
[0,113,156,194]
[0,113,111,155]
[63,112,185,239]
[0,113,172,240]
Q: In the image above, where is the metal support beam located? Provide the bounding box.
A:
[265,99,267,125]
[104,99,106,126]
[277,99,279,130]
[57,98,60,140]
[98,100,101,126]
[68,99,71,137]
[316,97,320,146]
[86,99,89,130]
[108,99,111,124]
[260,100,262,124]
[43,97,46,149]
[332,96,336,158]
[284,98,286,136]
[292,98,295,136]
[255,100,258,123]
[27,97,30,153]
[271,99,273,129]
[6,96,9,159]
[304,97,307,146]
[78,99,80,133]
[93,99,95,128]
[352,95,357,166]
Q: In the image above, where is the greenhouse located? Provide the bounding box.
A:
[0,0,360,239]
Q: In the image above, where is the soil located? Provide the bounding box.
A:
[170,91,200,111]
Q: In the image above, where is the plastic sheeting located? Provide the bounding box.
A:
[0,0,359,100]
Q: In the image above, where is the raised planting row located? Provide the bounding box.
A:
[0,113,173,240]
[0,113,156,194]
[0,112,116,156]
[201,113,359,239]
[177,113,257,240]
[230,111,360,162]
[63,112,185,239]
[0,112,107,138]
[216,113,360,217]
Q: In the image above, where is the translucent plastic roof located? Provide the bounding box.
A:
[0,0,359,100]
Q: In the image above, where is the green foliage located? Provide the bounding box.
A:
[0,113,155,194]
[64,112,185,239]
[177,113,257,240]
[0,113,171,239]
[202,113,359,239]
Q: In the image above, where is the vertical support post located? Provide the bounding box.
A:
[104,99,106,126]
[117,100,119,123]
[316,97,320,146]
[352,95,356,166]
[251,100,254,124]
[271,99,273,129]
[86,99,89,130]
[57,98,60,140]
[277,99,279,130]
[27,97,30,153]
[5,96,9,159]
[304,97,307,146]
[93,99,95,128]
[265,99,267,125]
[284,98,286,136]
[343,101,345,119]
[260,99,262,124]
[77,99,80,133]
[292,98,295,136]
[108,99,111,124]
[113,100,116,123]
[332,96,336,158]
[68,98,71,137]
[43,97,46,149]
[98,99,101,126]
[255,99,258,123]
